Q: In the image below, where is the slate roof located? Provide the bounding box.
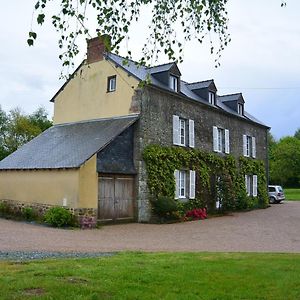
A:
[50,52,267,128]
[187,80,214,90]
[218,93,244,102]
[0,115,139,170]
[105,53,267,127]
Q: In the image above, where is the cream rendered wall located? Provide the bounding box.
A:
[0,169,79,208]
[53,59,140,125]
[78,155,98,209]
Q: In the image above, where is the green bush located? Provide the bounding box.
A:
[22,207,37,221]
[0,202,9,215]
[44,206,74,227]
[151,196,179,220]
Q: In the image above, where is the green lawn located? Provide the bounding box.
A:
[285,188,300,201]
[0,252,300,300]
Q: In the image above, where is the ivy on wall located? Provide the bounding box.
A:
[143,145,269,212]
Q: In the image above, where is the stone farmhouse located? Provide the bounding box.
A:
[0,36,269,224]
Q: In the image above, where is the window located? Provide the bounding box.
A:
[213,126,230,154]
[107,75,116,92]
[245,175,258,197]
[216,176,222,209]
[238,103,243,115]
[169,75,179,92]
[243,135,256,158]
[217,128,224,153]
[246,135,252,156]
[180,119,185,146]
[208,92,216,105]
[174,169,196,199]
[179,171,186,198]
[173,115,194,148]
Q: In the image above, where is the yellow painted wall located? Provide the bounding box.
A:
[53,59,140,124]
[78,155,98,208]
[0,169,79,208]
[0,155,99,210]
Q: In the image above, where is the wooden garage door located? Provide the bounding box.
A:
[98,175,134,221]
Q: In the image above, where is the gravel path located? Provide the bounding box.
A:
[0,201,299,255]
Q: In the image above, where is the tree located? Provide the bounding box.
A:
[294,128,300,140]
[28,1,286,77]
[269,137,300,187]
[0,107,52,161]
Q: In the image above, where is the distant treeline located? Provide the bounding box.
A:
[269,129,300,188]
[0,106,52,161]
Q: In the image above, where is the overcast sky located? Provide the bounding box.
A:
[0,0,299,140]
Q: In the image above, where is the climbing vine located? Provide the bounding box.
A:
[143,144,269,214]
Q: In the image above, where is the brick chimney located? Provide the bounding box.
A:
[87,35,111,64]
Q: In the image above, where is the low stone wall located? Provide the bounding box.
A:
[0,199,97,228]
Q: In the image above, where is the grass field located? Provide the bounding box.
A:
[285,188,300,201]
[0,252,300,300]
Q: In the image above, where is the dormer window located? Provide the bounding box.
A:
[209,92,216,105]
[169,75,179,92]
[238,103,244,115]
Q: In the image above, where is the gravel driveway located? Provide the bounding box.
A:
[0,201,299,253]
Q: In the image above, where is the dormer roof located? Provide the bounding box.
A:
[187,80,217,92]
[148,62,181,76]
[218,93,245,103]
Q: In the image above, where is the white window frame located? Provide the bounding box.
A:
[179,119,186,146]
[245,175,251,196]
[246,135,252,157]
[209,92,216,105]
[217,128,224,152]
[245,174,258,197]
[238,103,243,115]
[107,75,116,92]
[213,126,229,154]
[243,135,256,158]
[179,170,186,199]
[173,116,195,148]
[169,75,178,92]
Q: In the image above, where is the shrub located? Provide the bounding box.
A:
[0,202,9,215]
[150,196,179,220]
[44,206,74,227]
[185,208,207,220]
[22,207,37,221]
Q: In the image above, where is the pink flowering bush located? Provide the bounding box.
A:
[185,208,207,220]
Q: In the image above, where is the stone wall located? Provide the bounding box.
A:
[0,199,97,228]
[133,86,269,222]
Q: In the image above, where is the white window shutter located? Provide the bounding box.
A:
[253,175,258,197]
[173,115,180,145]
[243,135,247,156]
[213,126,218,152]
[189,170,196,199]
[252,137,256,158]
[174,170,179,199]
[189,119,195,148]
[225,129,230,154]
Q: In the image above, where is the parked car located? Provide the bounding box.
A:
[268,185,285,203]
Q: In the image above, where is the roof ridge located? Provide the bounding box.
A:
[147,61,175,69]
[53,114,140,127]
[187,79,214,85]
[218,92,242,98]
